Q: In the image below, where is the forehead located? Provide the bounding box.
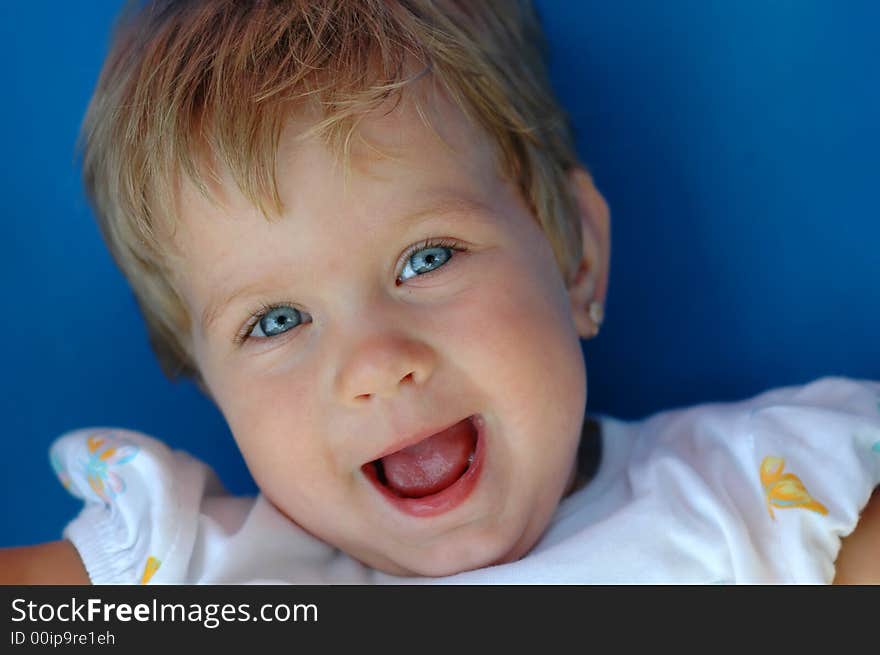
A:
[172,81,501,232]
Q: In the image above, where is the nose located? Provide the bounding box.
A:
[335,332,437,404]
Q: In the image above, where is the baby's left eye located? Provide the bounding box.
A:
[398,242,458,283]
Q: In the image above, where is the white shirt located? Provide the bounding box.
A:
[50,377,880,584]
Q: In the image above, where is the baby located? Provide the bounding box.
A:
[2,0,879,584]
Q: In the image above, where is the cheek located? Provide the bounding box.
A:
[475,250,582,378]
[213,368,325,486]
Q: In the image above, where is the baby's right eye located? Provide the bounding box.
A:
[246,304,311,340]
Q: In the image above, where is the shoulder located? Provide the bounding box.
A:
[622,377,880,582]
[50,427,223,584]
[632,376,880,462]
[50,426,217,503]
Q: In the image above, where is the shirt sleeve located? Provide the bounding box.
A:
[49,427,218,584]
[741,377,880,583]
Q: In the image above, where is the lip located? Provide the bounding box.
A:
[362,414,486,518]
[368,416,474,462]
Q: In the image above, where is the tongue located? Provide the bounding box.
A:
[381,418,477,498]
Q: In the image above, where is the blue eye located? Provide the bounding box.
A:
[250,305,308,338]
[239,239,465,343]
[399,245,453,282]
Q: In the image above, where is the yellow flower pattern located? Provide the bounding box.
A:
[760,456,828,520]
[140,556,161,585]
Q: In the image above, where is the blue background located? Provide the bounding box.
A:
[2,1,877,547]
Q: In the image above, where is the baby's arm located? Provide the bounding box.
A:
[833,487,880,584]
[0,540,90,585]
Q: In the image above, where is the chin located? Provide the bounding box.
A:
[388,522,544,579]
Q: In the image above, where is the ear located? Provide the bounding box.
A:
[566,168,611,339]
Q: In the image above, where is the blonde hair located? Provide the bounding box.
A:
[79,0,582,382]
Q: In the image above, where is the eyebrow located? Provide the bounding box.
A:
[199,195,495,335]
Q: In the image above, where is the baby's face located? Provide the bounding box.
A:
[171,89,589,576]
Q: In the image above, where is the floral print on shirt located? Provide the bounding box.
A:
[760,456,828,520]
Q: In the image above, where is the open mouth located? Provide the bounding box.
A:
[361,414,484,517]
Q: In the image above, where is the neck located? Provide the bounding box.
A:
[562,414,602,498]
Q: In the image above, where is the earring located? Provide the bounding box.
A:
[588,301,604,336]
